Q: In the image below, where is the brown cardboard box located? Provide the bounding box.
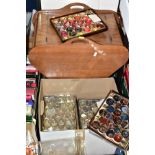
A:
[38,78,118,154]
[38,78,117,140]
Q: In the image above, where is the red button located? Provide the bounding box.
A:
[99,117,107,124]
[91,121,100,129]
[69,19,75,25]
[74,16,80,21]
[86,19,92,25]
[83,16,89,21]
[114,134,122,142]
[63,19,67,24]
[84,27,91,32]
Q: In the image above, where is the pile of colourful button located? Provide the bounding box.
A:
[51,9,107,41]
[88,90,129,150]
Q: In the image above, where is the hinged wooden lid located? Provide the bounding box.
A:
[28,38,128,78]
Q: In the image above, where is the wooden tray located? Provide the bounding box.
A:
[32,3,123,47]
[50,9,108,42]
[28,38,128,78]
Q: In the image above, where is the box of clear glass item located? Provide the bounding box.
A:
[42,94,78,132]
[77,99,101,129]
[38,78,118,141]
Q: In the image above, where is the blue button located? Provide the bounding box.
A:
[114,127,120,133]
[121,114,129,121]
[115,147,125,155]
[121,106,128,113]
[107,106,115,113]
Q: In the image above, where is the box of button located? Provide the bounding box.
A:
[88,90,129,150]
[50,9,108,42]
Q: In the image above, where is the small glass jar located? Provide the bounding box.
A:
[43,118,51,129]
[55,115,61,122]
[87,112,94,120]
[58,119,65,130]
[51,120,58,129]
[91,106,98,113]
[66,119,73,129]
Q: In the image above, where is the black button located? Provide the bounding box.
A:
[113,95,121,101]
[99,109,105,116]
[106,129,114,138]
[106,98,114,105]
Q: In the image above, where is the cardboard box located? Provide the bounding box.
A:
[28,8,129,154]
[38,77,118,154]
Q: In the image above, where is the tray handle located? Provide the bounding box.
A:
[63,3,90,11]
[65,37,93,45]
[65,37,106,56]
